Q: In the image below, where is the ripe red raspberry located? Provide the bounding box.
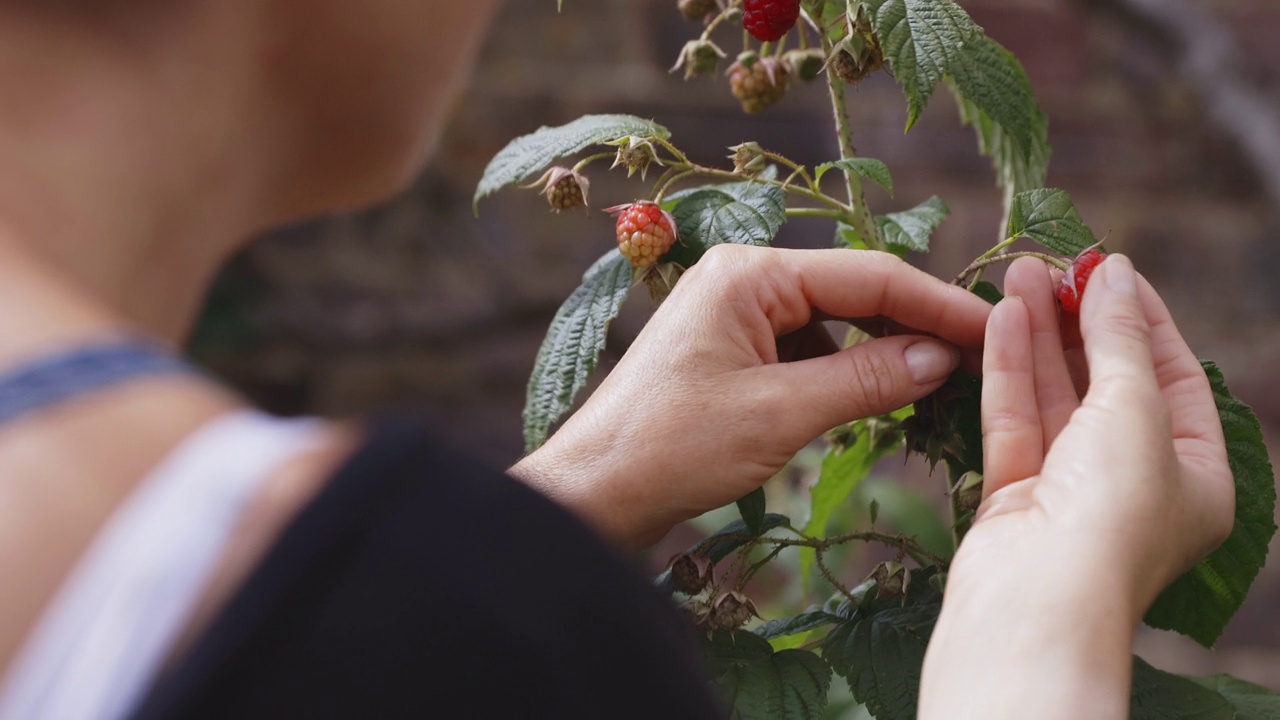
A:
[608,201,679,268]
[742,0,802,42]
[729,56,790,115]
[1055,248,1106,314]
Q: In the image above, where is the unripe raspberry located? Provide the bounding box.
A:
[953,471,984,515]
[607,201,679,269]
[742,0,802,42]
[668,553,713,595]
[729,55,789,115]
[1056,247,1106,314]
[527,167,590,214]
[671,38,726,80]
[678,0,717,22]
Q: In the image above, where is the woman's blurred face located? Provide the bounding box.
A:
[261,0,500,216]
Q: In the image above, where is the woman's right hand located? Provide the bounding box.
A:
[920,254,1235,720]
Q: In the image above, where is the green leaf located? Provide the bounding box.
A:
[754,611,844,641]
[947,35,1050,197]
[473,115,669,212]
[705,630,776,676]
[1130,657,1235,720]
[655,514,790,594]
[1188,674,1280,719]
[1007,188,1099,256]
[738,488,768,535]
[864,0,984,129]
[815,158,895,197]
[715,648,833,720]
[662,178,787,267]
[970,280,1003,306]
[822,599,941,720]
[875,196,949,254]
[521,251,633,451]
[1144,361,1277,646]
[800,416,906,586]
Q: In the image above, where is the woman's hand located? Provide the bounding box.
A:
[511,244,991,550]
[920,255,1235,720]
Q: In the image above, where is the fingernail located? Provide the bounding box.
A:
[905,341,958,385]
[1103,255,1137,297]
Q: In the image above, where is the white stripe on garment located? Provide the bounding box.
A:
[0,410,327,720]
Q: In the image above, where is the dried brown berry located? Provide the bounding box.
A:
[526,167,590,214]
[708,591,759,630]
[669,553,713,595]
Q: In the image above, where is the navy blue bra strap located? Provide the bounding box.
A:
[0,341,195,425]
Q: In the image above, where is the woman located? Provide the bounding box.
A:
[0,2,1233,719]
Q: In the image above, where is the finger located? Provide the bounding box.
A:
[981,297,1044,499]
[760,335,959,443]
[1135,276,1224,447]
[1004,258,1080,443]
[772,248,991,350]
[1078,255,1160,401]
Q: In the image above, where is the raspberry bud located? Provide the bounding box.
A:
[668,553,713,595]
[1056,247,1106,314]
[607,201,680,269]
[742,0,802,42]
[783,48,827,82]
[607,135,664,181]
[729,54,790,115]
[671,38,727,80]
[708,591,759,630]
[728,142,768,177]
[828,34,886,85]
[526,167,590,214]
[678,0,717,22]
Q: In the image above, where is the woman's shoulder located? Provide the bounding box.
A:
[129,415,721,720]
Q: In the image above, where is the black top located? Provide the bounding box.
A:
[128,417,721,719]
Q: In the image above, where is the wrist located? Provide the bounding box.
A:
[921,532,1141,720]
[509,432,671,552]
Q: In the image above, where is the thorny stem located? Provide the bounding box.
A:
[814,548,860,605]
[767,527,946,568]
[818,30,884,251]
[738,545,786,589]
[763,151,817,190]
[786,207,844,220]
[952,250,1071,286]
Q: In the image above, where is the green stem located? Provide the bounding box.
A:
[786,207,844,220]
[819,31,883,251]
[572,152,615,173]
[763,152,817,191]
[701,4,742,40]
[953,250,1071,286]
[653,169,699,204]
[766,527,944,568]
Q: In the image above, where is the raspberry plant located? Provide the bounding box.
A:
[474,1,1279,717]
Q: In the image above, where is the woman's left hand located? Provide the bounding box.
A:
[511,245,991,550]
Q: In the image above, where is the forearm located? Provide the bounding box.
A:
[920,538,1139,720]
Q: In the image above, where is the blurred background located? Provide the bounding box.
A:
[188,0,1280,689]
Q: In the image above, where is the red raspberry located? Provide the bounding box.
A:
[1055,248,1106,314]
[608,201,679,269]
[742,0,802,42]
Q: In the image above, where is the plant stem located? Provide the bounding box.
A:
[764,529,945,568]
[953,250,1070,286]
[819,32,884,251]
[653,169,699,204]
[701,4,742,40]
[786,207,844,220]
[571,152,616,173]
[814,548,860,606]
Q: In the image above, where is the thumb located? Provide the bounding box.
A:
[763,335,959,441]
